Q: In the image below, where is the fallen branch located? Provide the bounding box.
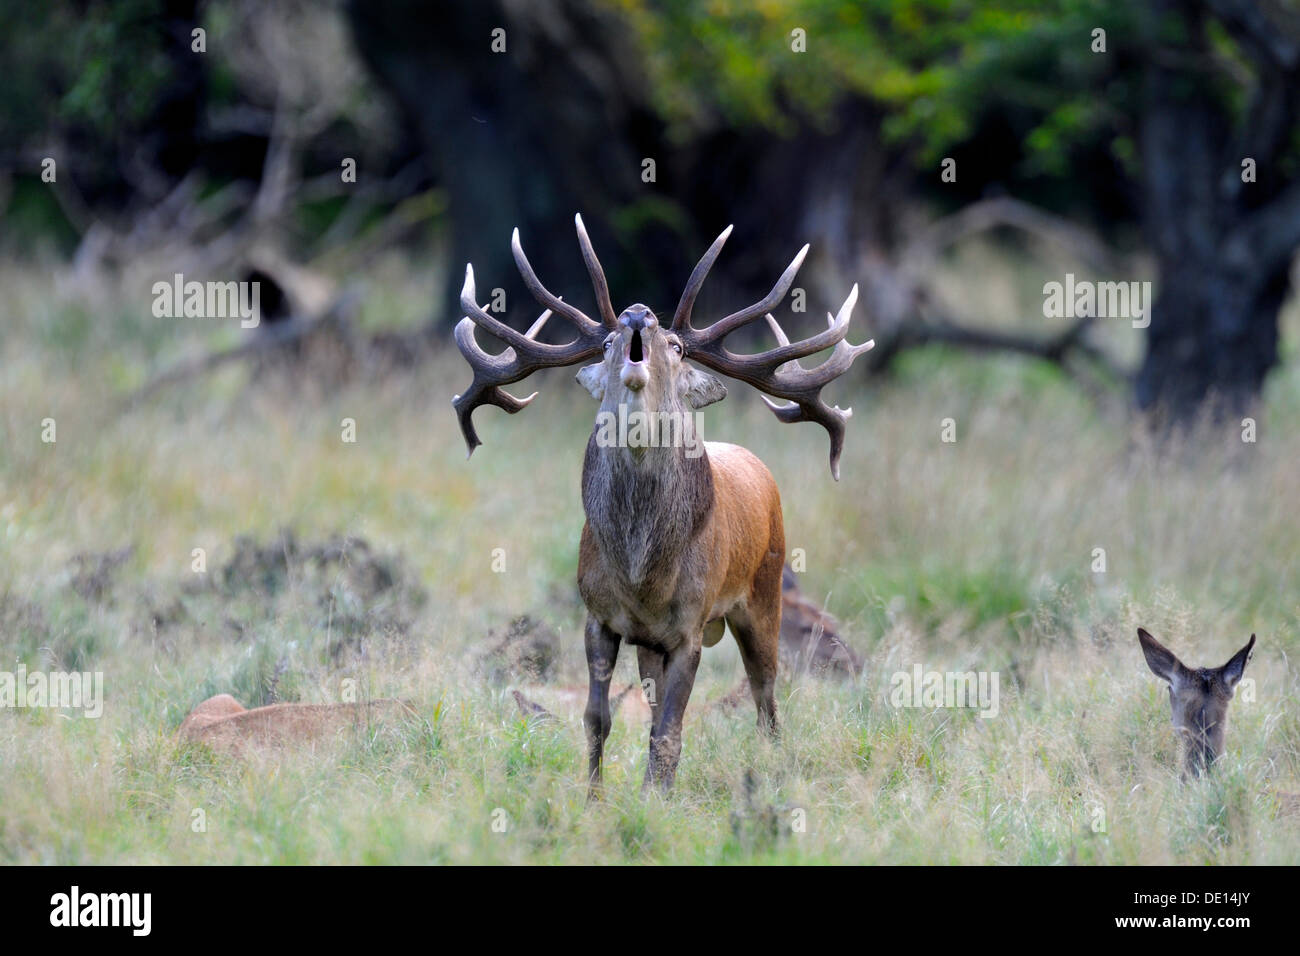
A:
[869,307,1132,395]
[912,196,1124,274]
[122,286,362,411]
[858,194,1134,392]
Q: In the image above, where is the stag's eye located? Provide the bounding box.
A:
[670,340,683,355]
[604,339,613,352]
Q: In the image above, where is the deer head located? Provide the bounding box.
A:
[573,302,727,440]
[1137,627,1255,776]
[452,215,873,479]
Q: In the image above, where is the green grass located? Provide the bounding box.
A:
[1,246,1299,864]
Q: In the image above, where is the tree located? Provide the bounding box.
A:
[619,0,1300,420]
[1135,0,1300,419]
[351,0,1300,421]
[346,0,899,332]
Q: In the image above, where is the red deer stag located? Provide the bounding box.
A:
[453,216,871,793]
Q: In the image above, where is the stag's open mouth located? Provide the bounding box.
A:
[620,328,651,391]
[626,328,645,363]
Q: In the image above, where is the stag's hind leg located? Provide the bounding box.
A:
[727,550,783,737]
[636,645,665,730]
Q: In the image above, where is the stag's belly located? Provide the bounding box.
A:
[578,560,713,652]
[577,521,761,654]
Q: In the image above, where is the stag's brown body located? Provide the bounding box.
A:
[578,438,786,784]
[453,215,870,792]
[579,441,784,655]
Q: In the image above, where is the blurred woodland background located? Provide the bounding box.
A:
[2,0,1298,419]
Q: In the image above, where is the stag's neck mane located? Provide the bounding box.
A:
[581,431,715,586]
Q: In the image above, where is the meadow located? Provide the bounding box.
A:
[2,244,1298,864]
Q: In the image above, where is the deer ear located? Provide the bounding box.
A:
[1138,627,1188,685]
[576,363,607,401]
[681,366,727,409]
[1220,634,1255,689]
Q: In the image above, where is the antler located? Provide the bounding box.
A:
[452,215,618,455]
[673,227,874,480]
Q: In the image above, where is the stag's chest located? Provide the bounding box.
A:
[576,521,715,649]
[578,526,669,629]
[577,449,718,645]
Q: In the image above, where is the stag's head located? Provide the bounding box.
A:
[1137,627,1255,777]
[574,303,726,421]
[452,215,874,478]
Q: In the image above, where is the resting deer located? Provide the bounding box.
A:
[176,694,416,757]
[453,215,871,792]
[1137,627,1255,777]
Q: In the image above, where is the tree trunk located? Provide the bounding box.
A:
[1137,258,1284,419]
[347,0,673,328]
[345,0,893,333]
[1134,0,1299,422]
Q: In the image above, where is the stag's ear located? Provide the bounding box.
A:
[576,363,607,401]
[1220,634,1255,689]
[681,366,727,409]
[1138,627,1189,686]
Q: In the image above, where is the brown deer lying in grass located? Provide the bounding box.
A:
[1137,627,1254,777]
[454,216,871,793]
[780,565,860,676]
[177,694,415,756]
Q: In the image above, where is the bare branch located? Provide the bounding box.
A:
[912,197,1123,273]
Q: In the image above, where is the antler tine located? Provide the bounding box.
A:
[574,214,618,329]
[672,224,734,331]
[764,313,795,374]
[452,254,606,456]
[768,289,876,387]
[524,308,552,339]
[764,313,790,347]
[690,243,810,344]
[691,284,867,375]
[451,358,540,458]
[458,265,544,356]
[759,396,853,481]
[451,310,543,457]
[684,282,873,480]
[512,228,603,334]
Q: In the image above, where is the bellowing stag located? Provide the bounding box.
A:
[453,216,871,792]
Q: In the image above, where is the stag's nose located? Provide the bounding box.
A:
[618,305,654,390]
[618,305,658,332]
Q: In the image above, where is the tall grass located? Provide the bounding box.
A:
[1,247,1298,863]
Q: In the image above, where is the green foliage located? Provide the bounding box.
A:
[0,0,174,144]
[609,0,1241,179]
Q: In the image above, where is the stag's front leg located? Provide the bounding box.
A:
[645,640,702,793]
[583,615,621,800]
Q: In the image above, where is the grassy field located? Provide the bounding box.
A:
[2,247,1299,864]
